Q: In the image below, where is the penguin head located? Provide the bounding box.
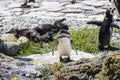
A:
[106,8,114,17]
[58,29,70,38]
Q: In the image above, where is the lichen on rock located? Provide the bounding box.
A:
[50,51,120,80]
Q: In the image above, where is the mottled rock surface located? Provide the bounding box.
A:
[17,36,30,47]
[0,0,120,80]
[0,33,17,42]
[0,0,116,33]
[0,53,49,80]
[0,50,94,80]
[51,51,120,80]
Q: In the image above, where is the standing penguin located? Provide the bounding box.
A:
[57,30,72,62]
[98,8,114,50]
[71,0,76,4]
[21,0,35,8]
[53,29,77,62]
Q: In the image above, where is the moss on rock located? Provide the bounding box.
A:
[50,52,120,80]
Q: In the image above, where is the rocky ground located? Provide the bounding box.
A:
[0,0,116,33]
[0,0,120,80]
[0,50,94,80]
[52,51,120,80]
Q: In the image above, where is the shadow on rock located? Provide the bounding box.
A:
[100,46,120,51]
[13,57,32,62]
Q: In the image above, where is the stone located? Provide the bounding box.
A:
[0,33,17,42]
[0,41,19,56]
[17,36,30,47]
[40,2,63,12]
[50,51,120,80]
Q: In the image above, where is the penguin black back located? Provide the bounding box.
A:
[98,8,114,50]
[100,8,113,31]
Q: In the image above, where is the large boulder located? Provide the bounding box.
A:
[17,36,30,47]
[0,33,17,42]
[50,51,120,80]
[0,41,19,56]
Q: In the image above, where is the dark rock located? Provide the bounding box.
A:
[0,41,19,56]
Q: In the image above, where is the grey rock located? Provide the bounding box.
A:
[0,33,16,42]
[0,42,19,56]
[0,0,114,33]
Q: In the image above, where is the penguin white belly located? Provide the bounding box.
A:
[57,38,72,56]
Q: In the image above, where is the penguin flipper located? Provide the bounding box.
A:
[52,41,58,56]
[87,21,102,26]
[111,23,120,29]
[71,42,78,55]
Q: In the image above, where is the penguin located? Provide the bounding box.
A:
[34,18,68,36]
[34,18,68,42]
[109,0,120,17]
[6,28,41,42]
[87,8,120,50]
[98,8,115,50]
[87,8,120,29]
[71,0,76,4]
[21,0,35,8]
[57,29,72,62]
[52,29,78,62]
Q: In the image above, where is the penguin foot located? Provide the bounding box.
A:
[99,45,120,51]
[60,56,63,62]
[98,46,105,51]
[106,46,120,51]
[59,56,72,63]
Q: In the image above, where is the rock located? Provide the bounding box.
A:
[0,54,49,80]
[17,36,30,47]
[0,33,17,42]
[111,33,120,43]
[40,2,63,12]
[0,0,117,33]
[0,41,19,56]
[0,53,14,61]
[24,50,94,64]
[50,51,120,80]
